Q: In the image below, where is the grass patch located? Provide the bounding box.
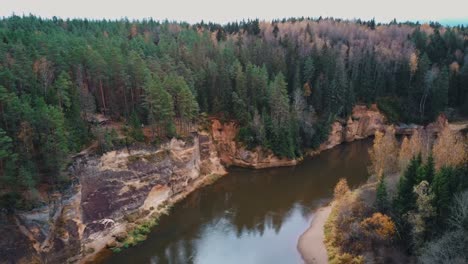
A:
[111,204,173,251]
[110,247,122,253]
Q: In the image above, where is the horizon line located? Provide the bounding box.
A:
[2,12,468,27]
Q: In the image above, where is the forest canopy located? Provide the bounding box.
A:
[0,16,467,208]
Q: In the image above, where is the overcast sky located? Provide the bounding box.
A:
[2,0,468,24]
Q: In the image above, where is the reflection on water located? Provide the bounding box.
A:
[103,140,371,264]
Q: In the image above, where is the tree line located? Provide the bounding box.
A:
[0,15,467,209]
[325,126,467,263]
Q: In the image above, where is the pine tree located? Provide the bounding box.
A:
[162,74,199,133]
[268,73,295,158]
[417,153,436,183]
[143,77,175,139]
[128,111,145,142]
[430,66,449,118]
[41,104,69,179]
[51,71,72,111]
[394,155,422,215]
[432,167,456,218]
[376,175,389,213]
[302,57,315,85]
[0,128,15,177]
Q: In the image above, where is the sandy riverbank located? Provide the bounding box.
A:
[297,206,332,264]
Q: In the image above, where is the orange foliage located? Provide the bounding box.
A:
[360,213,396,240]
[303,82,312,97]
[450,61,460,74]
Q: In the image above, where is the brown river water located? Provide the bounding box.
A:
[102,139,371,264]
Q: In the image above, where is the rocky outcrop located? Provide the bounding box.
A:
[4,106,462,264]
[317,107,464,153]
[0,133,225,264]
[210,105,387,167]
[211,119,298,169]
[318,104,387,151]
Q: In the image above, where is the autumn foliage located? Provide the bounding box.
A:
[334,178,350,200]
[369,126,399,177]
[360,212,396,240]
[432,126,467,170]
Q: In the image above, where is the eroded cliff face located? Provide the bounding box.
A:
[0,133,225,264]
[318,104,386,151]
[210,105,387,168]
[211,119,298,169]
[4,105,453,264]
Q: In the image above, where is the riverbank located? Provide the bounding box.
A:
[86,173,225,263]
[298,205,332,264]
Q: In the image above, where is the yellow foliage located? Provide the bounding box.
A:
[326,194,366,264]
[334,178,350,201]
[399,129,427,170]
[369,126,399,177]
[331,253,364,264]
[432,126,467,170]
[399,136,411,171]
[409,52,418,74]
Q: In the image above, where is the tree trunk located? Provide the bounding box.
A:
[100,80,107,115]
[123,86,128,118]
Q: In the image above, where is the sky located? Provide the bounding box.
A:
[1,0,468,25]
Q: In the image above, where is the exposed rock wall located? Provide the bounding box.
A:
[3,106,460,264]
[0,133,225,264]
[210,105,387,165]
[318,104,386,151]
[211,119,298,169]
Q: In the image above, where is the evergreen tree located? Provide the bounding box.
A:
[376,175,390,213]
[417,154,436,184]
[0,128,15,178]
[394,155,422,215]
[143,77,175,139]
[432,167,456,219]
[50,71,72,111]
[430,66,449,118]
[268,73,296,158]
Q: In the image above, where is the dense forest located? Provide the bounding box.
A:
[0,15,468,209]
[327,126,467,263]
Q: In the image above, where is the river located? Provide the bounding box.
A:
[103,140,371,264]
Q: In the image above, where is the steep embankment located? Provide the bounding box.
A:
[317,104,386,151]
[0,104,432,264]
[0,133,225,264]
[211,104,387,169]
[211,119,299,168]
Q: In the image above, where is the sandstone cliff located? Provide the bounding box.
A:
[318,104,386,151]
[3,105,459,264]
[0,133,225,264]
[211,119,298,169]
[210,105,388,168]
